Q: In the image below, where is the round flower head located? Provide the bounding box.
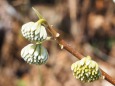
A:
[21,44,48,65]
[71,56,101,82]
[21,21,47,43]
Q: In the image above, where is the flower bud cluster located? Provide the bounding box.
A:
[21,14,48,65]
[71,56,101,82]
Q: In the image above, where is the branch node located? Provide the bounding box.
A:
[46,36,52,40]
[102,76,105,79]
[59,44,64,49]
[56,33,60,37]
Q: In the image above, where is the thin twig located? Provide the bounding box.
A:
[45,23,115,85]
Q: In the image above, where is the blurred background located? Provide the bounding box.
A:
[0,0,115,86]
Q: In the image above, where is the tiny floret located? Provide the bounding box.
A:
[21,44,48,65]
[71,56,101,82]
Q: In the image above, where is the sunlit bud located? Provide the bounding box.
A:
[21,21,47,43]
[21,44,48,65]
[71,56,101,82]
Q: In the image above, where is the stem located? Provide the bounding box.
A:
[32,7,44,19]
[38,66,44,86]
[45,23,115,85]
[37,19,46,25]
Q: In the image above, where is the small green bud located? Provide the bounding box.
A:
[21,21,47,43]
[21,44,48,65]
[71,56,102,82]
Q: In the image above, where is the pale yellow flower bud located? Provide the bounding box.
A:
[71,56,101,82]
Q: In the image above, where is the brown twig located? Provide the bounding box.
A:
[45,24,115,85]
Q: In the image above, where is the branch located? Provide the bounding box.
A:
[45,24,115,85]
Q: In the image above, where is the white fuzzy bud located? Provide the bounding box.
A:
[21,44,48,65]
[21,22,47,43]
